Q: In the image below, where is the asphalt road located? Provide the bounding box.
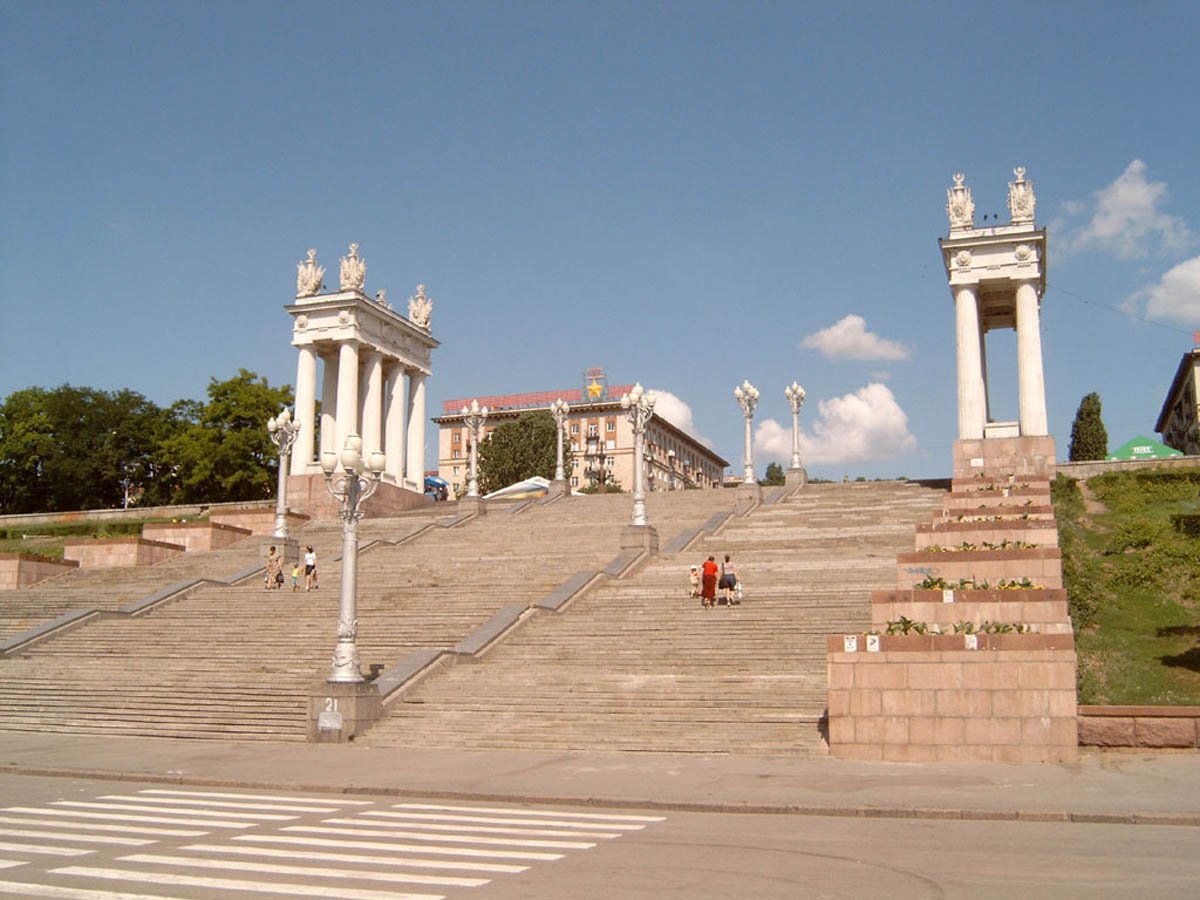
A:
[0,774,1196,900]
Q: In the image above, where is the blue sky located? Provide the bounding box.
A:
[3,1,1198,480]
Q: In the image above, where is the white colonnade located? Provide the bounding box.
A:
[941,169,1048,441]
[287,246,439,490]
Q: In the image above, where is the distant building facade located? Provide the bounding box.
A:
[1155,348,1200,455]
[433,369,728,496]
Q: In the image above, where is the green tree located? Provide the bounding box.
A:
[162,369,293,503]
[760,461,786,485]
[1068,392,1109,461]
[0,385,183,513]
[476,411,571,495]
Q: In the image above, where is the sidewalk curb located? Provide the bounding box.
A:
[4,763,1197,827]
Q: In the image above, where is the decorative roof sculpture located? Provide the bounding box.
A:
[408,284,433,329]
[1008,166,1036,225]
[339,243,366,292]
[296,248,324,297]
[946,172,975,231]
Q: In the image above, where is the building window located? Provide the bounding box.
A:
[570,423,580,434]
[453,466,460,475]
[570,476,579,487]
[606,420,615,432]
[606,440,615,450]
[588,424,598,437]
[452,450,461,459]
[571,441,580,452]
[452,482,460,493]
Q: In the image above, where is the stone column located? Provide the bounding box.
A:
[360,351,383,454]
[320,353,339,458]
[979,327,992,425]
[384,364,406,482]
[292,346,318,475]
[954,285,986,440]
[335,341,360,455]
[405,371,427,487]
[1015,279,1049,436]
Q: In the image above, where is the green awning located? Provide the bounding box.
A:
[1107,435,1184,460]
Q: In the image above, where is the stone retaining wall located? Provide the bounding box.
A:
[141,521,252,552]
[1078,705,1200,748]
[209,508,309,536]
[871,589,1072,634]
[0,553,79,589]
[896,548,1063,589]
[63,537,184,568]
[914,519,1059,548]
[827,633,1078,763]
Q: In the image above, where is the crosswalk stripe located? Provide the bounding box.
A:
[51,802,295,822]
[118,853,489,888]
[0,829,152,847]
[52,866,445,900]
[283,824,596,850]
[394,802,666,822]
[4,808,249,830]
[100,795,336,813]
[323,816,620,840]
[137,789,372,806]
[0,880,181,900]
[0,862,25,870]
[183,842,528,874]
[0,815,207,838]
[365,810,640,831]
[0,843,91,857]
[233,834,563,861]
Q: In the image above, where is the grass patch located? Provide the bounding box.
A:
[1054,470,1200,705]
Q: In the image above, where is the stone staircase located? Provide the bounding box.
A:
[0,493,727,741]
[361,482,945,755]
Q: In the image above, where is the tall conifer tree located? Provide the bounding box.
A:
[1068,392,1108,461]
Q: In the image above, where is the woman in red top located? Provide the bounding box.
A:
[700,556,719,608]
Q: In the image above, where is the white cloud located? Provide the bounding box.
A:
[1130,255,1200,323]
[754,382,916,466]
[1065,159,1193,259]
[800,315,911,361]
[649,389,713,447]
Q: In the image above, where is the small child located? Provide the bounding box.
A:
[688,565,701,599]
[291,564,300,592]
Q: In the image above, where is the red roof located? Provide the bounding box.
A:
[443,384,635,415]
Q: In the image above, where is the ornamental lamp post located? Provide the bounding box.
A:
[550,398,570,494]
[320,434,385,684]
[267,407,301,539]
[733,380,760,484]
[785,381,808,486]
[461,399,489,498]
[620,383,656,528]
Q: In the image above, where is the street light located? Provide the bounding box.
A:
[320,434,386,683]
[461,399,489,498]
[267,407,301,539]
[733,380,760,484]
[585,431,608,493]
[620,382,656,527]
[785,381,807,475]
[550,397,570,485]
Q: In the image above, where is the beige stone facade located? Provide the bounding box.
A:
[434,381,727,496]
